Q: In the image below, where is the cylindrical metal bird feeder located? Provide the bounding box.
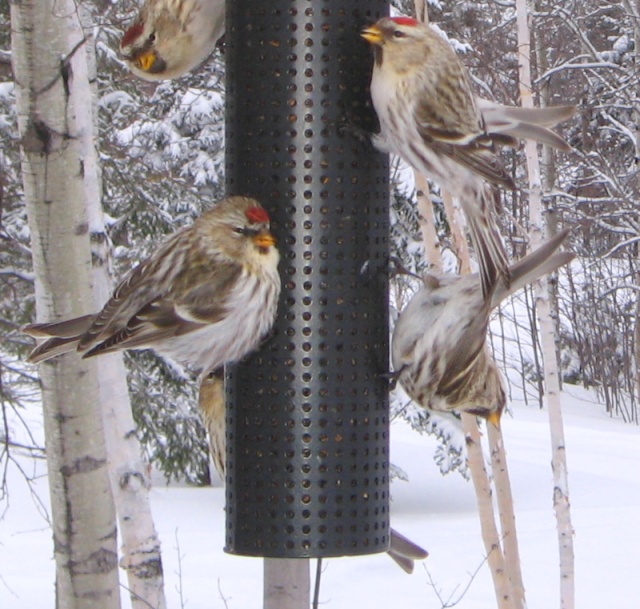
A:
[225,0,390,559]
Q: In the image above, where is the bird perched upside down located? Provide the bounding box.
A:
[392,229,574,427]
[120,0,225,80]
[24,196,281,380]
[361,16,575,297]
[198,370,428,574]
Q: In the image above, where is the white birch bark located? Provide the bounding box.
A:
[71,8,167,608]
[487,422,526,609]
[515,2,575,608]
[442,191,472,275]
[11,1,120,607]
[264,559,310,609]
[414,172,442,271]
[462,414,513,609]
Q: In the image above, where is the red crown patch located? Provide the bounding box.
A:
[121,22,144,48]
[246,206,270,224]
[391,16,420,27]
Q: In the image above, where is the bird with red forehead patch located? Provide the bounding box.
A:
[361,16,575,298]
[120,0,225,81]
[24,196,281,381]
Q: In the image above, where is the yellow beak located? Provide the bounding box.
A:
[487,410,502,428]
[138,50,157,72]
[361,26,383,45]
[253,232,276,248]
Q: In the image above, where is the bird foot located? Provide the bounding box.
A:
[388,256,421,280]
[380,368,402,390]
[335,117,375,149]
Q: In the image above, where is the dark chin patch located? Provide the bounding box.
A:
[148,57,168,74]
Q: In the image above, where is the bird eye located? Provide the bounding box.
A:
[148,32,156,43]
[393,30,406,38]
[233,227,246,235]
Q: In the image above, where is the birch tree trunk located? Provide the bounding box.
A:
[73,8,167,608]
[487,422,526,609]
[415,173,442,271]
[462,414,513,609]
[411,3,515,606]
[514,2,575,608]
[10,1,120,607]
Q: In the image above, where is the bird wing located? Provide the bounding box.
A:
[477,98,575,151]
[81,300,206,357]
[432,139,515,190]
[78,231,243,356]
[24,314,96,338]
[414,90,515,189]
[77,249,175,353]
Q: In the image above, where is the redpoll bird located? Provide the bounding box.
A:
[120,0,225,81]
[198,370,429,573]
[392,229,574,427]
[361,17,575,296]
[199,367,225,478]
[24,196,281,379]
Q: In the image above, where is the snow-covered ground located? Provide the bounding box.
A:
[2,386,639,608]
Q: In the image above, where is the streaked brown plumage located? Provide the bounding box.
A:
[24,196,281,380]
[198,370,428,573]
[199,367,226,479]
[392,229,574,427]
[362,16,575,297]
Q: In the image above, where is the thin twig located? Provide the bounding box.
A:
[217,578,230,609]
[174,528,187,609]
[423,550,491,609]
[312,558,323,609]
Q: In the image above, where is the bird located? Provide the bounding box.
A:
[119,0,225,81]
[361,16,575,297]
[24,196,281,380]
[392,228,574,427]
[199,367,226,478]
[198,369,429,573]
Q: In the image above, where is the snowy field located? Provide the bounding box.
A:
[2,385,639,608]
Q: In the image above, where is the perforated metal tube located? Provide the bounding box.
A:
[225,0,390,558]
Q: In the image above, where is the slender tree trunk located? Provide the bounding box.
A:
[487,422,526,608]
[442,189,519,609]
[264,559,310,609]
[534,0,563,391]
[10,1,120,607]
[442,190,472,275]
[415,172,442,271]
[462,415,513,609]
[73,7,167,608]
[515,2,575,608]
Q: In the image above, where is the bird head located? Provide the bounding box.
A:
[120,15,169,80]
[361,16,422,45]
[119,2,222,81]
[361,16,441,69]
[200,197,279,267]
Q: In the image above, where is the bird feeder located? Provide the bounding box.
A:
[225,0,390,562]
